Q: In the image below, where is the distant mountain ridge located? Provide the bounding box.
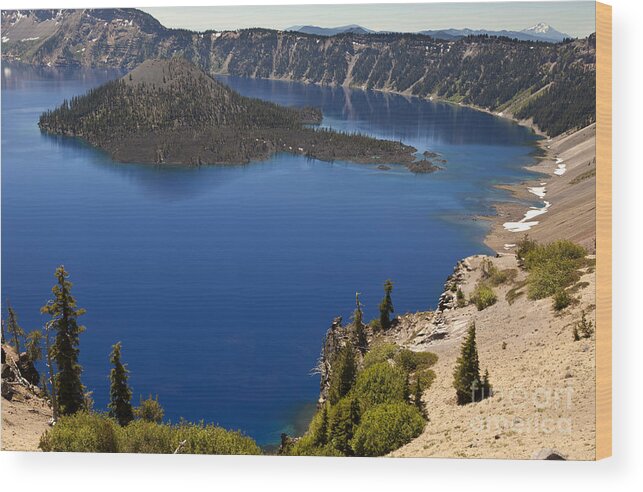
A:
[286,24,375,36]
[2,9,595,136]
[287,22,571,42]
[420,23,570,43]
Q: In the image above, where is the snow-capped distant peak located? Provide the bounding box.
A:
[520,23,570,42]
[526,22,553,34]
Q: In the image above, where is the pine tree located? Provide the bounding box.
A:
[40,266,86,415]
[25,330,43,363]
[43,321,59,422]
[313,403,329,446]
[453,323,491,405]
[108,342,134,426]
[379,280,395,330]
[352,292,368,354]
[6,303,25,354]
[328,345,357,404]
[328,397,360,455]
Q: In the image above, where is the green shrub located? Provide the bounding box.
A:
[351,402,425,456]
[491,268,517,286]
[575,310,594,339]
[516,235,538,263]
[362,342,398,369]
[135,394,164,424]
[289,434,344,457]
[172,423,261,455]
[552,289,572,311]
[480,258,514,286]
[470,283,497,311]
[523,240,586,271]
[523,240,586,300]
[39,412,119,453]
[456,288,466,307]
[354,362,408,409]
[117,420,175,453]
[415,368,436,391]
[393,349,438,373]
[39,412,261,455]
[369,319,382,332]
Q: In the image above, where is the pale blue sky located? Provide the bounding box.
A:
[142,2,595,37]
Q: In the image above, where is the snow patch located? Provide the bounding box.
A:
[528,186,546,199]
[503,201,551,233]
[554,158,567,176]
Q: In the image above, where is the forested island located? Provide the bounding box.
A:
[38,58,418,166]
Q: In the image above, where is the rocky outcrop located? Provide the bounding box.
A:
[1,344,53,451]
[316,316,345,404]
[1,344,41,398]
[17,353,40,386]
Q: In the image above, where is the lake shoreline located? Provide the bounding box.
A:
[483,123,597,253]
[3,63,557,446]
[209,71,559,254]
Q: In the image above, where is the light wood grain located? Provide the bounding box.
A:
[596,1,612,460]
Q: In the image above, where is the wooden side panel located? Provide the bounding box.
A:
[595,1,612,461]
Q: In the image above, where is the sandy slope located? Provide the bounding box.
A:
[486,124,596,254]
[1,345,52,452]
[387,254,596,459]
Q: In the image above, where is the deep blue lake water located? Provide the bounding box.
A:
[1,63,539,445]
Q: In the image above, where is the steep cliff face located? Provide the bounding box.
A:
[1,9,195,68]
[2,9,596,135]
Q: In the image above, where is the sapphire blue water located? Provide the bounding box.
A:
[1,64,539,445]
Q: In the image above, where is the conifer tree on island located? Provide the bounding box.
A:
[6,303,25,354]
[452,323,492,405]
[379,280,395,331]
[108,341,134,426]
[40,266,86,415]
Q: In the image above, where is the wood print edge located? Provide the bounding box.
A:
[595,1,612,461]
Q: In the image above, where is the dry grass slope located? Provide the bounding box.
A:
[387,254,595,459]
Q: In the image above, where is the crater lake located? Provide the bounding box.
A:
[1,63,539,445]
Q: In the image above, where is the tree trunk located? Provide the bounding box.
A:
[44,323,59,423]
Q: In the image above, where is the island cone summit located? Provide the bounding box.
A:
[38,58,417,166]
